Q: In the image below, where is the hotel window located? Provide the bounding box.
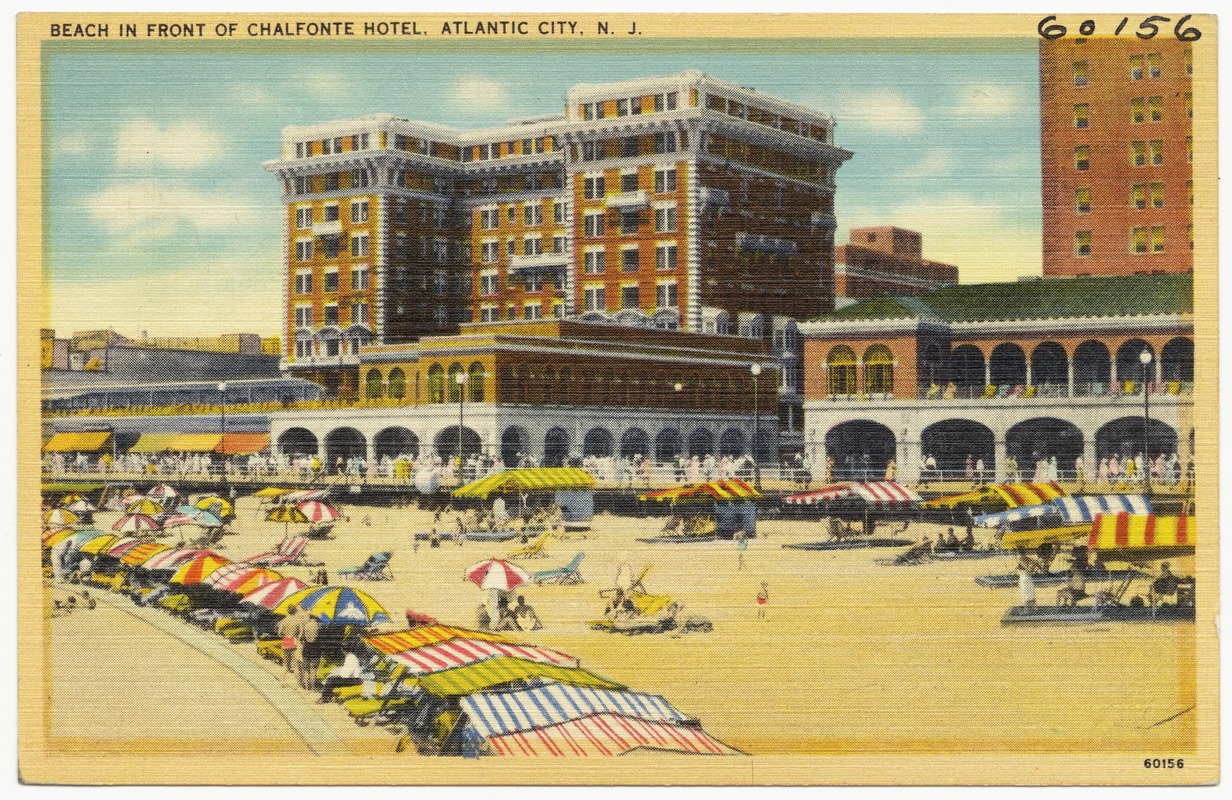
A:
[1151,226,1165,253]
[1072,61,1088,86]
[1131,226,1148,254]
[655,206,677,232]
[351,301,369,325]
[295,271,312,294]
[1130,141,1147,167]
[323,204,339,222]
[656,281,678,308]
[478,144,491,161]
[294,306,312,328]
[507,239,517,257]
[323,269,339,293]
[620,137,639,158]
[864,345,895,395]
[1073,104,1089,129]
[621,248,640,272]
[439,306,452,326]
[1148,53,1161,78]
[553,302,565,318]
[621,172,639,193]
[656,243,677,270]
[522,272,544,292]
[293,176,309,194]
[321,138,334,155]
[479,305,497,322]
[553,235,567,254]
[295,240,313,261]
[631,96,643,115]
[524,303,543,320]
[1151,182,1165,208]
[1075,230,1092,257]
[433,240,449,263]
[351,267,369,290]
[324,304,339,326]
[584,212,605,237]
[620,210,640,235]
[1075,187,1091,214]
[395,234,409,260]
[654,132,677,154]
[433,205,447,228]
[481,241,499,263]
[480,208,498,230]
[295,142,307,159]
[1074,146,1090,171]
[353,133,369,151]
[1130,55,1144,80]
[520,138,532,155]
[655,168,677,193]
[1150,140,1163,165]
[524,236,543,256]
[396,199,407,222]
[323,235,341,259]
[350,169,369,188]
[324,173,339,191]
[621,285,640,309]
[616,99,629,117]
[553,200,566,224]
[296,206,313,228]
[1185,92,1192,118]
[585,250,606,274]
[351,200,368,223]
[1130,97,1145,124]
[480,270,499,295]
[826,346,858,396]
[584,176,605,199]
[524,204,542,226]
[1149,96,1163,122]
[582,141,599,161]
[595,102,607,120]
[433,270,448,293]
[351,233,369,258]
[507,205,516,223]
[1185,49,1193,75]
[295,340,311,358]
[584,285,605,312]
[1132,183,1147,209]
[581,103,593,121]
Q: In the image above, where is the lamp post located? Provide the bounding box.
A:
[217,382,227,487]
[674,382,684,464]
[750,363,762,490]
[455,371,468,476]
[1140,349,1152,495]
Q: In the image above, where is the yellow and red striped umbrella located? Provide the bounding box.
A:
[42,528,76,548]
[640,479,761,503]
[78,534,119,556]
[1089,513,1195,557]
[169,554,234,585]
[125,498,165,515]
[120,541,170,567]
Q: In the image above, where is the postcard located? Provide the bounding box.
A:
[16,12,1218,785]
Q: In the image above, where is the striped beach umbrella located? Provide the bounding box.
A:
[273,585,391,625]
[112,513,161,534]
[64,498,98,513]
[254,487,291,499]
[63,529,108,550]
[206,565,284,595]
[104,537,145,559]
[266,505,309,524]
[125,498,165,515]
[240,576,309,610]
[1089,513,1195,557]
[194,496,234,519]
[465,559,532,592]
[43,509,79,527]
[120,541,171,567]
[78,534,120,556]
[146,483,180,501]
[42,528,76,548]
[141,548,223,573]
[640,479,761,503]
[169,554,234,586]
[296,500,341,523]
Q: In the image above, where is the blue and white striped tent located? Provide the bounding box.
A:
[973,502,1060,529]
[460,680,695,738]
[1053,494,1152,523]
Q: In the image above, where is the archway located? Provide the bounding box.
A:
[323,427,367,470]
[1160,337,1194,383]
[620,428,650,460]
[1006,418,1083,479]
[436,426,482,461]
[948,345,985,395]
[365,369,384,400]
[1115,339,1155,391]
[583,427,614,458]
[1030,342,1068,393]
[863,344,895,395]
[989,343,1026,388]
[1095,417,1179,462]
[1074,340,1111,396]
[388,368,407,400]
[501,426,531,466]
[544,427,571,467]
[373,426,418,460]
[920,419,995,481]
[718,429,746,458]
[655,428,682,462]
[825,345,857,396]
[277,427,318,457]
[688,428,715,458]
[825,420,896,481]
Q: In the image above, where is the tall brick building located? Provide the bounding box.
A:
[1040,37,1193,278]
[834,226,958,307]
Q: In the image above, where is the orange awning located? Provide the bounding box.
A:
[216,433,270,455]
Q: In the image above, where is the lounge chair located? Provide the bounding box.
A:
[996,385,1012,398]
[248,535,311,567]
[1008,385,1025,398]
[828,517,859,540]
[507,531,552,560]
[338,551,393,581]
[1167,381,1181,395]
[1122,380,1136,395]
[533,552,586,585]
[1089,381,1104,396]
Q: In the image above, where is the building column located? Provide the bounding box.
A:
[1110,357,1117,388]
[984,360,992,388]
[1067,358,1075,397]
[1083,436,1097,482]
[899,428,919,485]
[1024,360,1032,388]
[1155,359,1163,386]
[994,438,1008,483]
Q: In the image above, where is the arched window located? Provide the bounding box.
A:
[863,345,895,395]
[447,362,465,402]
[826,346,858,396]
[427,363,445,403]
[468,362,486,402]
[388,368,406,400]
[365,369,384,400]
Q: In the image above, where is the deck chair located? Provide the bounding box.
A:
[1122,380,1136,395]
[828,517,859,540]
[1008,385,1025,398]
[249,535,310,567]
[533,552,586,585]
[942,382,957,399]
[996,385,1011,398]
[338,551,393,580]
[1166,381,1181,395]
[507,531,552,560]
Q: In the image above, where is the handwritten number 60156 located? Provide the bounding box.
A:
[1038,15,1201,42]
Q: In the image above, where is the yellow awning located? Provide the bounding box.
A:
[453,468,596,499]
[128,433,179,454]
[43,432,112,453]
[1089,514,1195,556]
[169,433,223,453]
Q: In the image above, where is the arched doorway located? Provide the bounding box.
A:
[688,428,715,458]
[824,420,896,481]
[501,426,530,466]
[1030,342,1068,394]
[920,419,995,481]
[1006,418,1083,479]
[1160,337,1194,383]
[620,428,650,460]
[948,345,985,396]
[1115,339,1155,391]
[323,427,366,470]
[718,429,745,458]
[989,343,1027,388]
[544,427,570,467]
[654,428,682,462]
[1095,417,1179,462]
[1074,340,1111,396]
[277,427,318,457]
[373,426,418,460]
[435,426,482,461]
[583,427,614,458]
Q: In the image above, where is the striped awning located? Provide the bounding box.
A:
[923,482,1066,511]
[362,625,514,656]
[1089,514,1195,554]
[783,481,919,507]
[389,639,578,676]
[487,713,738,757]
[217,433,271,455]
[128,433,179,454]
[416,656,624,697]
[1000,525,1090,551]
[1054,494,1152,524]
[640,479,761,503]
[43,432,112,453]
[974,502,1060,528]
[462,680,694,739]
[782,484,856,505]
[454,468,596,499]
[169,433,223,453]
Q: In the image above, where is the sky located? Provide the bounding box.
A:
[45,40,1042,338]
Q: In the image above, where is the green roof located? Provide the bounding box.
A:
[824,273,1193,323]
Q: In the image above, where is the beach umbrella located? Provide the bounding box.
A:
[266,505,309,524]
[126,498,165,515]
[118,493,147,507]
[206,565,284,595]
[112,513,161,534]
[240,576,309,610]
[61,529,109,551]
[465,559,532,592]
[296,500,341,523]
[120,541,171,567]
[104,537,145,559]
[42,528,76,548]
[57,493,84,507]
[43,509,79,527]
[79,534,120,556]
[141,547,223,573]
[285,488,329,503]
[64,498,98,513]
[146,483,180,500]
[169,554,234,586]
[195,496,234,519]
[254,487,291,499]
[273,585,391,625]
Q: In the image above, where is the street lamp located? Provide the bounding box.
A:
[217,382,227,486]
[455,371,468,475]
[674,382,684,464]
[1140,349,1152,495]
[750,363,762,490]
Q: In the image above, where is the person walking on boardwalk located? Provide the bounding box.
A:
[756,581,769,620]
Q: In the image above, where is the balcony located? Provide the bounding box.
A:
[508,252,570,272]
[312,219,342,237]
[605,190,649,209]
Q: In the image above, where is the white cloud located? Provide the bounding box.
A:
[834,90,924,134]
[226,83,275,106]
[87,180,259,240]
[296,70,345,97]
[115,119,224,169]
[906,148,955,178]
[452,75,509,112]
[947,84,1032,119]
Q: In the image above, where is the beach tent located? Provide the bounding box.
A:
[388,639,578,676]
[1088,513,1195,558]
[485,713,738,757]
[454,468,596,525]
[922,481,1066,512]
[43,431,112,454]
[1054,494,1152,523]
[415,656,624,697]
[973,502,1060,529]
[784,481,920,508]
[641,479,760,537]
[461,680,694,739]
[168,433,223,453]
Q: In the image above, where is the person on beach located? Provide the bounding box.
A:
[513,595,543,631]
[1017,565,1036,608]
[298,612,321,690]
[735,531,748,571]
[757,581,769,620]
[277,606,302,675]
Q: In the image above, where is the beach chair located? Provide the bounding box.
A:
[980,385,997,399]
[942,382,957,400]
[507,531,552,560]
[828,517,859,540]
[533,552,586,585]
[1122,380,1136,395]
[1008,385,1025,398]
[1089,381,1104,396]
[248,535,311,567]
[338,552,393,581]
[996,385,1011,398]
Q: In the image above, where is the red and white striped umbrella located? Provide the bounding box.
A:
[389,638,578,676]
[160,513,201,530]
[239,576,309,610]
[104,536,144,559]
[112,513,161,534]
[285,488,329,503]
[118,493,147,507]
[141,547,222,572]
[296,500,342,523]
[147,483,181,500]
[465,559,532,592]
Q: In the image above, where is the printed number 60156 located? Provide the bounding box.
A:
[1144,758,1184,769]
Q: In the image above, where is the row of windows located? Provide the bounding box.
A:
[461,137,557,163]
[582,168,678,199]
[476,269,560,296]
[1073,224,1193,257]
[1071,52,1193,87]
[1072,180,1193,213]
[581,282,679,312]
[478,200,569,230]
[293,133,370,160]
[702,93,832,144]
[580,133,678,162]
[478,304,565,322]
[581,206,678,237]
[824,344,895,396]
[291,169,370,195]
[1072,138,1192,170]
[294,233,369,261]
[1072,94,1192,128]
[579,91,679,121]
[294,301,370,329]
[294,267,370,294]
[295,200,369,229]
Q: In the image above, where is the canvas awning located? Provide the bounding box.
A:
[169,433,223,453]
[217,433,271,455]
[128,433,179,454]
[923,482,1066,511]
[389,639,578,676]
[1000,524,1090,551]
[783,481,919,507]
[486,713,738,757]
[461,680,694,739]
[43,432,112,453]
[973,502,1060,528]
[415,656,624,697]
[1088,513,1195,555]
[453,468,596,498]
[362,625,513,656]
[1054,494,1152,524]
[640,478,762,503]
